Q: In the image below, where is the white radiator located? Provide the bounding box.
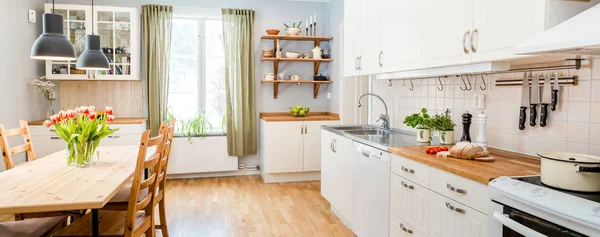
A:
[167,136,238,174]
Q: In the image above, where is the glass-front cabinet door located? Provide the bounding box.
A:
[43,4,139,81]
[93,6,139,80]
[44,4,92,80]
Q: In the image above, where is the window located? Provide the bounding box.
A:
[168,13,225,134]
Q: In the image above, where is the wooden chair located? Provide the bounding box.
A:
[0,216,67,237]
[1,120,80,221]
[52,130,165,237]
[103,119,176,237]
[0,120,36,170]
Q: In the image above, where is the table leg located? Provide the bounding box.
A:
[92,209,99,237]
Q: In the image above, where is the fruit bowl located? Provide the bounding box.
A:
[286,28,301,36]
[290,105,310,117]
[266,29,280,35]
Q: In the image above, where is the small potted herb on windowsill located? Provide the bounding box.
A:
[430,109,456,145]
[403,108,432,143]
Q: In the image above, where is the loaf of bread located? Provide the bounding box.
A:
[448,141,489,159]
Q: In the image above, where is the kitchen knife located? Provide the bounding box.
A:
[551,72,559,111]
[519,72,530,130]
[530,73,541,127]
[540,73,552,127]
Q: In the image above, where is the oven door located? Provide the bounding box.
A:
[491,202,588,237]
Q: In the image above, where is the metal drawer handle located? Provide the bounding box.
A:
[463,30,470,54]
[50,136,60,140]
[401,166,414,174]
[330,139,334,152]
[399,224,413,234]
[108,135,121,139]
[447,183,467,194]
[357,56,362,70]
[470,28,478,52]
[49,129,56,132]
[446,202,466,214]
[401,181,414,190]
[354,57,359,70]
[333,139,336,153]
[378,51,383,67]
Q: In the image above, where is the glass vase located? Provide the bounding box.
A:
[68,141,100,167]
[47,99,56,118]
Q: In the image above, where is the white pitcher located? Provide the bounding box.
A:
[311,46,322,59]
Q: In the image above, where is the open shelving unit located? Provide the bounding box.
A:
[261,35,334,99]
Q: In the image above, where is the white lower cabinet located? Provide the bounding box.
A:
[390,154,488,237]
[29,123,146,158]
[428,191,488,237]
[320,130,354,226]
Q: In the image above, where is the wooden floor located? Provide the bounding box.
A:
[1,175,354,237]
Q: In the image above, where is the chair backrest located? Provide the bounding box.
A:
[125,130,165,237]
[156,118,175,202]
[0,120,37,170]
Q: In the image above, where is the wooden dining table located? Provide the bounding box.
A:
[0,146,140,237]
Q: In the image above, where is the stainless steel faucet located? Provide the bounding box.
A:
[357,93,390,131]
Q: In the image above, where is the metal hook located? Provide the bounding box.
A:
[388,79,393,87]
[460,74,468,91]
[409,78,414,91]
[479,73,487,91]
[437,76,444,91]
[402,79,407,86]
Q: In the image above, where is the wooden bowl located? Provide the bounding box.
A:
[266,29,280,35]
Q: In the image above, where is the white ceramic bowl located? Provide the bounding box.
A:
[286,28,301,36]
[285,51,300,58]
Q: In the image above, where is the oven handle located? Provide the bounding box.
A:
[492,211,547,237]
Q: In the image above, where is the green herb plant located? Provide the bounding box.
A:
[403,108,432,129]
[430,109,456,131]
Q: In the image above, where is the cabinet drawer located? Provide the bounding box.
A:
[100,135,141,146]
[30,135,66,158]
[391,154,430,188]
[29,126,58,136]
[109,124,145,135]
[390,174,429,234]
[429,168,489,214]
[428,191,488,237]
[389,213,426,237]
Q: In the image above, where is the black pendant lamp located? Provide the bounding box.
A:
[76,0,109,70]
[31,0,77,60]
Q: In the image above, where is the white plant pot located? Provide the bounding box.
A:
[416,128,431,143]
[286,28,301,36]
[439,130,455,145]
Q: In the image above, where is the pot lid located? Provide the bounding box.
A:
[538,152,600,164]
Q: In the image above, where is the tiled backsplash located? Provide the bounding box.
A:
[59,81,144,117]
[372,58,600,157]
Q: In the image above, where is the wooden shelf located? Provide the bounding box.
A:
[261,80,332,99]
[261,35,333,42]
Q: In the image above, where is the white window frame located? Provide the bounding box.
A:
[170,8,225,135]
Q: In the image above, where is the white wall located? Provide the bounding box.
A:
[372,58,600,157]
[325,0,343,114]
[0,1,46,170]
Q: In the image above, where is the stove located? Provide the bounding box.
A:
[488,176,600,237]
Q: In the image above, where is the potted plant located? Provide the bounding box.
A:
[403,108,432,143]
[430,109,456,145]
[284,21,302,36]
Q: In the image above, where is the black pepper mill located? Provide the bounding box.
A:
[461,112,473,142]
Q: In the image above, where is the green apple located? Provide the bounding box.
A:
[299,110,306,116]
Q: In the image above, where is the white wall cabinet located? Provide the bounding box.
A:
[44,4,139,81]
[261,120,339,176]
[344,0,595,77]
[29,123,145,158]
[320,129,354,226]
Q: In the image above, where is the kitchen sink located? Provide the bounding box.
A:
[333,125,377,131]
[344,129,390,136]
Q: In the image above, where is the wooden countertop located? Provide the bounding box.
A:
[388,145,541,185]
[29,117,147,125]
[260,112,340,122]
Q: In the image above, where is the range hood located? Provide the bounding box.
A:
[516,3,600,56]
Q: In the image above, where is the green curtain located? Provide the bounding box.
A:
[222,9,257,156]
[143,5,173,136]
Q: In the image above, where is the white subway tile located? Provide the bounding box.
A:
[436,97,445,111]
[590,145,600,156]
[498,132,514,151]
[569,67,591,80]
[567,122,590,144]
[567,101,591,123]
[568,80,591,102]
[590,124,600,146]
[546,120,567,141]
[528,137,547,156]
[591,103,600,123]
[546,140,566,152]
[592,81,600,102]
[566,142,589,154]
[513,135,529,154]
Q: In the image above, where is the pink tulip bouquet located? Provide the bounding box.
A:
[43,106,119,167]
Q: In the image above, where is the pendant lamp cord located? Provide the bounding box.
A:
[92,0,94,35]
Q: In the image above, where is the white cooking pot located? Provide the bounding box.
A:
[538,152,600,192]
